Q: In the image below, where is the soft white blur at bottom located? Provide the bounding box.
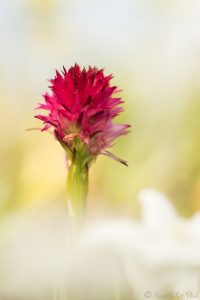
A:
[0,190,200,300]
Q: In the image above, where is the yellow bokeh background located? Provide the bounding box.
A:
[1,0,200,218]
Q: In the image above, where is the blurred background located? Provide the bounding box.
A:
[1,0,200,219]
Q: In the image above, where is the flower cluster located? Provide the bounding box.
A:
[35,64,130,164]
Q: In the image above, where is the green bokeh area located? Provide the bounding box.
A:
[0,0,200,218]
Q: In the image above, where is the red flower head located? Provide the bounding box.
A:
[35,64,130,165]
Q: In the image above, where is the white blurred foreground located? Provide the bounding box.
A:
[0,189,200,300]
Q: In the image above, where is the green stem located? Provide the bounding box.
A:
[67,151,89,226]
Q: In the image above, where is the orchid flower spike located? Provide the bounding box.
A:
[35,64,130,225]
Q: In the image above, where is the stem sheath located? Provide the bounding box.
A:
[67,151,89,227]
